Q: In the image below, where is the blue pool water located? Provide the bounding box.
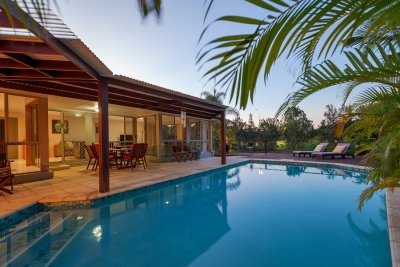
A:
[1,163,391,266]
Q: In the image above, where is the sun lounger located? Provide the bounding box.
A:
[293,143,328,157]
[312,143,354,159]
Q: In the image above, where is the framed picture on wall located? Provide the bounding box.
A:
[52,120,69,134]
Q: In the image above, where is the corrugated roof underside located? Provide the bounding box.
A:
[12,0,112,76]
[113,75,227,109]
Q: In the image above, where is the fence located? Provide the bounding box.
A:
[214,140,282,154]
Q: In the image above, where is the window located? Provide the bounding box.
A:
[162,115,176,140]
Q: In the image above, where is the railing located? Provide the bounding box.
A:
[224,140,278,153]
[161,140,210,157]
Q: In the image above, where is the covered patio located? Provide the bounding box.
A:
[0,1,227,194]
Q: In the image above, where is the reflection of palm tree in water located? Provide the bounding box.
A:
[286,165,306,177]
[346,195,390,266]
[226,168,241,191]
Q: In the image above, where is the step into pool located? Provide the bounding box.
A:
[0,162,391,266]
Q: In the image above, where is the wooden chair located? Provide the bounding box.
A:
[85,144,96,170]
[91,144,118,171]
[0,167,13,194]
[91,144,100,171]
[0,139,11,168]
[172,143,185,162]
[123,143,148,170]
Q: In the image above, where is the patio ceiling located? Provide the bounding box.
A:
[0,1,226,120]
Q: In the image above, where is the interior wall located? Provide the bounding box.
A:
[48,113,89,157]
[109,117,125,141]
[137,119,145,143]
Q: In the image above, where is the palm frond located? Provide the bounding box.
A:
[276,42,400,116]
[199,0,400,109]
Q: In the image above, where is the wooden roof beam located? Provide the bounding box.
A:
[0,41,58,55]
[0,1,101,79]
[108,78,225,112]
[0,80,97,101]
[0,58,81,71]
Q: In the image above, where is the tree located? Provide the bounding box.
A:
[199,0,398,109]
[200,88,226,104]
[342,88,400,209]
[258,118,281,150]
[283,107,314,150]
[227,111,245,143]
[317,104,351,142]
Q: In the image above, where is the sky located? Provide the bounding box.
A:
[52,0,347,126]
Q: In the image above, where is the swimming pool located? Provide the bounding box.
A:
[0,162,391,266]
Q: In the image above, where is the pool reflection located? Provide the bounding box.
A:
[346,194,391,266]
[51,171,232,267]
[250,163,367,183]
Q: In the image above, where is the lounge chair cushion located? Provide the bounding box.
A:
[332,144,348,154]
[313,144,325,152]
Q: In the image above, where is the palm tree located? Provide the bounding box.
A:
[200,88,226,104]
[199,0,400,208]
[343,87,400,209]
[199,0,399,109]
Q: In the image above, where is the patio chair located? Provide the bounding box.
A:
[92,144,118,171]
[293,143,329,157]
[85,144,96,170]
[0,167,13,194]
[0,139,11,168]
[172,143,185,162]
[312,143,354,159]
[123,143,148,170]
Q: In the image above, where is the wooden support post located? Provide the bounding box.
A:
[38,98,49,172]
[208,120,212,153]
[98,79,109,193]
[220,110,226,165]
[4,94,8,144]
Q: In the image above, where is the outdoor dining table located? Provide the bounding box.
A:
[109,147,131,169]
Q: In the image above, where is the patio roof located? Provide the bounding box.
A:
[0,0,226,119]
[0,0,228,193]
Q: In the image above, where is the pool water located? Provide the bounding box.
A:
[1,163,391,266]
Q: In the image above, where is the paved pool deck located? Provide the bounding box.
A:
[0,155,398,266]
[0,157,247,218]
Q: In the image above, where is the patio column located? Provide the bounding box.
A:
[220,110,226,165]
[98,79,109,193]
[38,98,49,172]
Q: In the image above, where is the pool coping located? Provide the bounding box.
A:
[1,157,398,266]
